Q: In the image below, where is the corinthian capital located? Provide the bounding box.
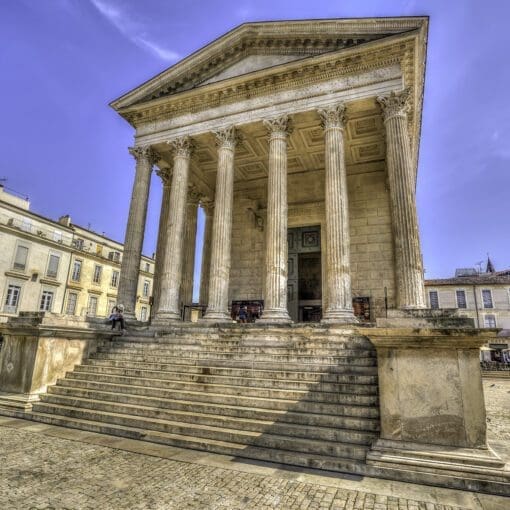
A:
[263,115,293,139]
[155,166,172,186]
[187,184,202,205]
[213,126,242,151]
[168,136,194,158]
[317,103,347,130]
[377,88,411,122]
[128,145,159,165]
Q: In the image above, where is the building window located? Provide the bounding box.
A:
[87,296,98,316]
[484,314,497,328]
[13,245,29,271]
[74,238,84,250]
[140,306,148,322]
[482,289,493,309]
[93,265,102,284]
[46,253,60,278]
[53,230,63,242]
[4,284,21,313]
[456,290,467,309]
[111,270,119,288]
[144,262,150,272]
[66,292,78,315]
[40,290,54,312]
[143,280,150,297]
[71,260,82,282]
[429,290,439,309]
[108,251,120,262]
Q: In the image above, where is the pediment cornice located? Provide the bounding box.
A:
[110,17,427,111]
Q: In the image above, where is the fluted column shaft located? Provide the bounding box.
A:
[199,202,214,306]
[180,190,200,319]
[203,127,239,322]
[378,89,426,309]
[151,167,172,318]
[259,116,292,323]
[318,104,356,323]
[118,146,158,319]
[155,137,193,322]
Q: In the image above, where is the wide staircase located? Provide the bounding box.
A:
[27,326,380,475]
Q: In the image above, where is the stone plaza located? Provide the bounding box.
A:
[0,16,509,506]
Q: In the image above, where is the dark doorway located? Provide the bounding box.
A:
[288,226,322,322]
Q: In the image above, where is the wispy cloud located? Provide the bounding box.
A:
[89,0,179,62]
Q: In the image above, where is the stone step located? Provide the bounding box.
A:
[55,379,379,418]
[31,402,370,459]
[72,365,378,394]
[25,411,370,475]
[47,385,380,430]
[108,342,376,357]
[92,350,378,367]
[104,343,377,357]
[39,394,378,444]
[84,358,379,385]
[64,372,379,406]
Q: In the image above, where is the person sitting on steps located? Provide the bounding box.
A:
[110,304,126,334]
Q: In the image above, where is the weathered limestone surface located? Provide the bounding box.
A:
[203,127,238,322]
[318,104,356,323]
[180,189,200,315]
[151,167,172,316]
[155,137,193,322]
[258,116,292,323]
[364,328,508,485]
[199,201,213,306]
[0,313,111,406]
[378,90,426,310]
[117,146,158,318]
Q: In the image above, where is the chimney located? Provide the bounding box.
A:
[58,215,72,227]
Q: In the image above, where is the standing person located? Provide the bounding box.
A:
[111,304,126,334]
[238,305,248,324]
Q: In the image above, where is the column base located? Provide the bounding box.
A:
[201,310,232,324]
[322,308,358,324]
[152,311,182,325]
[257,309,292,324]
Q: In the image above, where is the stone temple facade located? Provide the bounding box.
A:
[1,17,509,497]
[111,18,428,324]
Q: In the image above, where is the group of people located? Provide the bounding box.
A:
[108,304,126,333]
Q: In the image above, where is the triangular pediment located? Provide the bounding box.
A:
[111,17,428,111]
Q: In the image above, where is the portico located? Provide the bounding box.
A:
[112,18,429,324]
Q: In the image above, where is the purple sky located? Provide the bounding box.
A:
[1,0,509,297]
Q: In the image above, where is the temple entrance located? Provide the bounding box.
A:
[287,226,322,322]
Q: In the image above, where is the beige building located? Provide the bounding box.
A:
[0,185,154,322]
[425,269,510,353]
[111,18,429,323]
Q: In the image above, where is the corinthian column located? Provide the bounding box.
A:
[203,127,239,322]
[180,186,200,319]
[377,89,426,309]
[199,200,214,307]
[151,166,172,317]
[318,104,356,323]
[118,145,158,319]
[258,115,292,324]
[154,136,193,322]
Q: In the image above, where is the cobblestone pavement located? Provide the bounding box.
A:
[0,379,507,509]
[483,378,510,442]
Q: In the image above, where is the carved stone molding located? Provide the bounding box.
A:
[263,115,293,139]
[377,88,411,122]
[155,166,172,186]
[200,197,215,214]
[167,136,194,158]
[213,126,242,150]
[187,184,202,205]
[318,103,347,130]
[128,145,159,165]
